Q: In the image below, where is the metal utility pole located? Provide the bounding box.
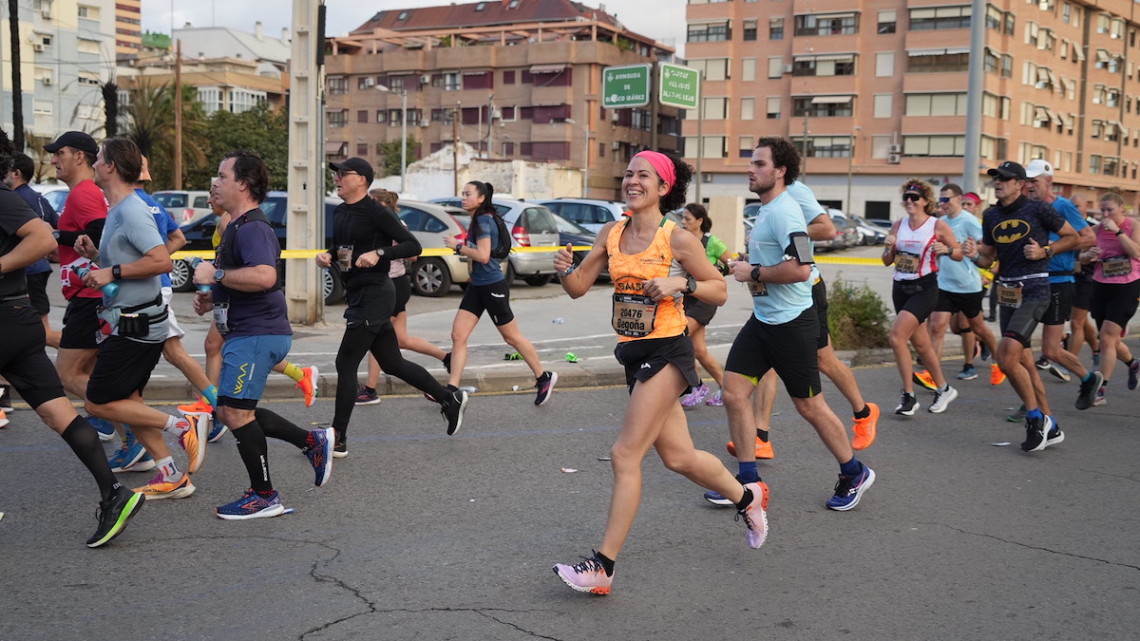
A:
[285,0,325,324]
[452,103,459,195]
[174,39,183,189]
[962,0,986,194]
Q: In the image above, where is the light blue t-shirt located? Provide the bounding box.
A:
[936,211,983,294]
[786,180,823,283]
[99,193,167,342]
[135,188,180,288]
[1046,196,1086,284]
[748,190,813,325]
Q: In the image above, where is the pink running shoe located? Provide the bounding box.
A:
[680,382,709,408]
[553,552,613,595]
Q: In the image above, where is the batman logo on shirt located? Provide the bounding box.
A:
[992,219,1031,244]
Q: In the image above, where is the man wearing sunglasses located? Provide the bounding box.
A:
[965,161,1082,453]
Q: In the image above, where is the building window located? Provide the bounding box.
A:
[763,97,777,119]
[875,52,894,76]
[907,51,969,73]
[357,143,368,157]
[741,58,755,82]
[909,5,972,31]
[738,136,754,158]
[327,110,347,128]
[985,6,1002,31]
[792,136,853,158]
[878,10,896,34]
[357,76,375,90]
[702,97,727,119]
[357,110,368,124]
[769,17,783,40]
[432,73,460,91]
[328,76,347,95]
[688,21,731,42]
[503,70,516,84]
[743,20,757,41]
[984,50,998,73]
[905,93,968,117]
[903,135,966,157]
[792,96,853,118]
[794,13,859,37]
[873,94,892,118]
[690,58,729,81]
[1001,55,1013,78]
[792,55,855,77]
[1089,154,1102,174]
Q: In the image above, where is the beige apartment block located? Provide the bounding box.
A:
[326,1,680,200]
[685,0,1140,220]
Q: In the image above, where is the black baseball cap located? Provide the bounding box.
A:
[329,157,374,184]
[987,161,1027,181]
[44,131,98,155]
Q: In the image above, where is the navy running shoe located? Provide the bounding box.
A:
[304,427,334,487]
[826,466,876,511]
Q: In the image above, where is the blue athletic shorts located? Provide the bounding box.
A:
[218,334,292,409]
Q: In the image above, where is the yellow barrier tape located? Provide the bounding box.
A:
[170,246,596,261]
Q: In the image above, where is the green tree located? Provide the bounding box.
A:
[184,102,290,191]
[377,134,417,178]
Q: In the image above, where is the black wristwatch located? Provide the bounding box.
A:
[111,265,122,280]
[751,266,762,282]
[1115,229,1124,236]
[214,268,226,283]
[685,276,697,294]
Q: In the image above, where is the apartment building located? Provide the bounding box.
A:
[325,0,679,200]
[685,0,1140,220]
[113,0,140,60]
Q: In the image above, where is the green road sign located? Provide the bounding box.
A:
[602,64,651,109]
[658,63,700,110]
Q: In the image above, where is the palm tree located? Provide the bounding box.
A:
[121,79,209,188]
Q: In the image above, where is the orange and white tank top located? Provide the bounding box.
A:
[606,218,688,342]
[893,216,939,281]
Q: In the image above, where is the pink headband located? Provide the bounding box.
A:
[633,150,676,190]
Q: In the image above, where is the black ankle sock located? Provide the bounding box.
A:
[233,420,273,494]
[853,404,871,420]
[61,416,120,501]
[756,429,770,443]
[447,384,459,393]
[735,486,754,511]
[254,408,310,449]
[594,551,616,576]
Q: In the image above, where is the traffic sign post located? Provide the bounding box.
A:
[602,64,651,109]
[658,63,700,110]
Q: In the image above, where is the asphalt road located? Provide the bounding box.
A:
[2,357,1138,641]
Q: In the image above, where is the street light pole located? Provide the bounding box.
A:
[378,84,408,193]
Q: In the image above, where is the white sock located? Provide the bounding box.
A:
[165,414,185,431]
[155,457,179,480]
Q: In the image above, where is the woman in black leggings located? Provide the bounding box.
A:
[316,158,468,457]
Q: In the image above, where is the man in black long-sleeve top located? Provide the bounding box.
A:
[316,158,468,457]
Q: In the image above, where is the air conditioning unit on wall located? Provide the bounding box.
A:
[887,144,901,154]
[887,153,901,164]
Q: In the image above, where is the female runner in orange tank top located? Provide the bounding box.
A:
[549,151,768,596]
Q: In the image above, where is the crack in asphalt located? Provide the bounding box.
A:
[930,524,1140,572]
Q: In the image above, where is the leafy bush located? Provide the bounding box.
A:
[827,274,890,350]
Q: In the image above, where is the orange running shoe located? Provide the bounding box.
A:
[133,472,195,500]
[0,409,8,429]
[177,397,213,415]
[851,402,880,451]
[990,363,1006,386]
[727,432,775,459]
[912,370,938,391]
[297,366,319,407]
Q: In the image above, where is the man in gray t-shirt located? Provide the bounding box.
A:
[76,138,209,501]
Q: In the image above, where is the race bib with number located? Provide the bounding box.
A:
[612,293,657,338]
[336,245,354,272]
[997,282,1023,308]
[894,251,921,274]
[213,302,231,334]
[1102,255,1133,277]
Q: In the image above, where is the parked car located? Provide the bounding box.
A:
[533,198,626,234]
[396,200,473,297]
[550,212,607,280]
[153,190,212,224]
[170,191,345,304]
[819,214,859,252]
[30,183,69,212]
[430,197,561,286]
[842,212,887,245]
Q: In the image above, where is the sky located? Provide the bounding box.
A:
[142,0,685,54]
